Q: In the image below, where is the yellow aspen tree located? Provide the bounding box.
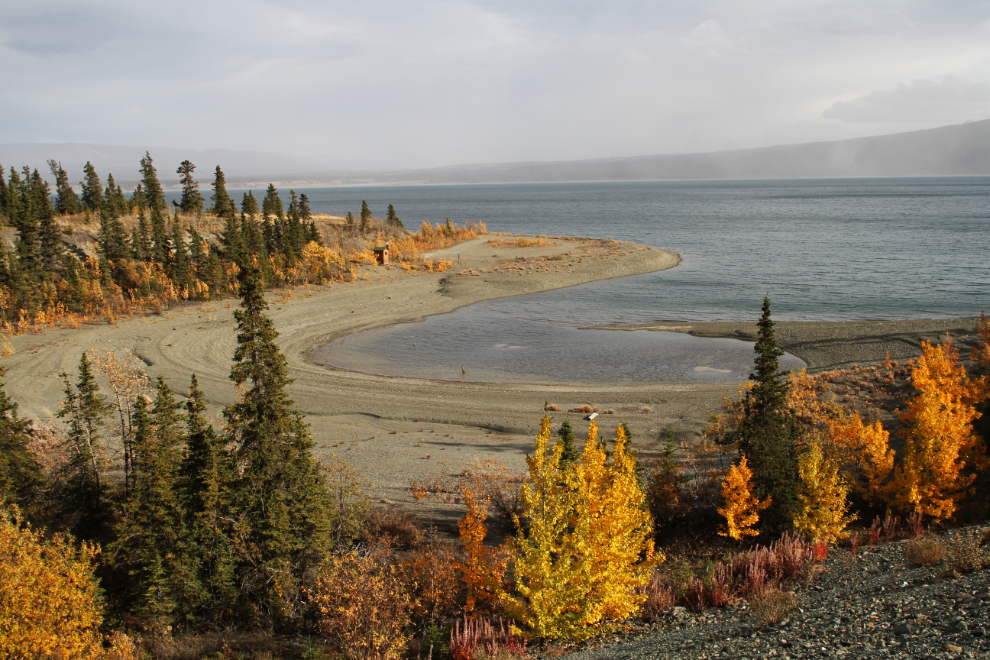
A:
[455,488,507,616]
[825,413,894,505]
[502,414,593,641]
[718,456,771,540]
[793,443,857,544]
[573,422,661,624]
[0,504,135,658]
[893,340,988,520]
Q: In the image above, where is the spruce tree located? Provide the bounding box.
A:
[139,152,167,216]
[556,418,579,467]
[344,211,355,232]
[298,193,312,221]
[175,160,204,216]
[179,375,238,622]
[0,367,44,506]
[0,164,6,223]
[262,184,284,220]
[80,161,103,213]
[241,190,259,218]
[731,296,803,536]
[224,262,333,625]
[112,378,189,623]
[97,209,130,263]
[209,165,235,220]
[386,203,403,228]
[103,173,123,219]
[57,353,112,536]
[48,160,82,215]
[359,200,371,232]
[168,218,192,293]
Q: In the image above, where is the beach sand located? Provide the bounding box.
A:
[2,235,981,530]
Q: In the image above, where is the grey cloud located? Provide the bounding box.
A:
[824,78,990,123]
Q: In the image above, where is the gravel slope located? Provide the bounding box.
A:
[554,529,990,660]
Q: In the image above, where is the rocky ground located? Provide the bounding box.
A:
[553,529,990,660]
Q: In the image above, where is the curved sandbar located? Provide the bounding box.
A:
[584,318,983,373]
[3,235,714,514]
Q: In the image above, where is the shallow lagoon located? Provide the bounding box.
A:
[313,303,805,384]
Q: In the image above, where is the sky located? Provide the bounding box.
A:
[2,0,990,170]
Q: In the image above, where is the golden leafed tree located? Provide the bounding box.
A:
[501,414,591,640]
[503,416,660,640]
[0,504,136,658]
[893,340,988,520]
[573,421,660,623]
[718,455,771,541]
[793,442,856,544]
[825,412,894,505]
[454,488,507,616]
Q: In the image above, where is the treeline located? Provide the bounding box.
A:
[0,153,481,334]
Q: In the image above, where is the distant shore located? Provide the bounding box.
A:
[1,234,980,527]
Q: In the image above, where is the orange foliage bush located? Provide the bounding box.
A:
[310,549,412,660]
[455,489,508,616]
[893,340,988,520]
[0,504,136,659]
[400,536,464,623]
[718,456,771,540]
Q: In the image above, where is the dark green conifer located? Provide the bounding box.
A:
[386,203,403,228]
[57,353,112,536]
[209,165,235,220]
[48,160,82,215]
[80,161,103,213]
[131,209,152,262]
[103,173,123,219]
[344,211,355,232]
[112,378,189,623]
[169,218,192,292]
[241,190,259,218]
[224,262,333,625]
[0,367,44,506]
[730,296,803,536]
[175,160,204,216]
[299,193,312,221]
[556,418,579,467]
[359,200,371,232]
[179,375,238,622]
[139,152,167,215]
[98,209,130,263]
[262,184,284,220]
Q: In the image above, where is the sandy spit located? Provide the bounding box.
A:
[1,236,704,524]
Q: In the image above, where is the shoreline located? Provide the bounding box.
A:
[2,234,981,527]
[585,317,983,373]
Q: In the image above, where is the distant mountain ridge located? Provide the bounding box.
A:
[3,119,989,188]
[374,119,990,184]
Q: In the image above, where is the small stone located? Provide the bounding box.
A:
[944,643,963,653]
[893,622,919,635]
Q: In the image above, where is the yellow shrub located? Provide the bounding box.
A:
[0,504,135,659]
[718,456,771,540]
[793,443,856,544]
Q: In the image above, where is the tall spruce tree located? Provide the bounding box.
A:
[48,160,82,215]
[386,203,403,228]
[359,200,371,232]
[112,378,190,623]
[103,173,123,219]
[730,296,803,535]
[241,190,259,218]
[179,375,238,622]
[175,160,204,216]
[298,193,312,221]
[556,418,579,467]
[57,353,112,536]
[80,161,103,213]
[262,184,284,220]
[224,262,333,625]
[139,152,167,215]
[209,165,235,220]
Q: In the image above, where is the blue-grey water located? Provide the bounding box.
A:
[227,178,990,383]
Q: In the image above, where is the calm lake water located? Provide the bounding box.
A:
[239,178,990,383]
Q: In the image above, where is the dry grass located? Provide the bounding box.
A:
[944,528,990,575]
[904,536,947,566]
[749,588,799,627]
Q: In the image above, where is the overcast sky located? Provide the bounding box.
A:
[2,0,990,169]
